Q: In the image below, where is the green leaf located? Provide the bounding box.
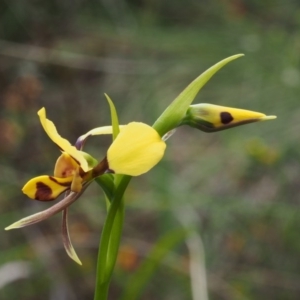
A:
[152,54,244,136]
[105,93,120,141]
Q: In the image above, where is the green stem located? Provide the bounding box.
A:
[94,175,131,300]
[106,195,124,275]
[96,282,109,300]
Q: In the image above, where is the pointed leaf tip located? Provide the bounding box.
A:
[5,224,16,230]
[62,208,83,265]
[105,93,120,140]
[5,213,49,230]
[260,115,277,121]
[5,214,40,230]
[67,248,83,265]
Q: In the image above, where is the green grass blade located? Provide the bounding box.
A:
[121,229,187,300]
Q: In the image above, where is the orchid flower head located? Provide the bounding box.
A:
[6,107,166,265]
[22,109,97,201]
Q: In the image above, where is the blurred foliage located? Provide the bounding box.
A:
[0,0,300,299]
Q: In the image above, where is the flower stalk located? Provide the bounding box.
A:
[94,96,130,299]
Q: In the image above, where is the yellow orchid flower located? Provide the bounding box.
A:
[6,107,166,265]
[21,108,100,202]
[6,101,275,265]
[22,108,166,202]
[6,108,166,264]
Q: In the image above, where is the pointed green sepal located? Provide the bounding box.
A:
[105,94,120,141]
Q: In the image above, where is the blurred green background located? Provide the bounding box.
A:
[0,1,299,299]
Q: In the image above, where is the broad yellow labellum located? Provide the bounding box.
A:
[107,122,166,176]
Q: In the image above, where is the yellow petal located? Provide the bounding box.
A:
[79,126,121,140]
[37,108,89,172]
[54,152,79,177]
[70,170,83,193]
[22,175,73,201]
[185,104,276,132]
[54,153,83,192]
[107,122,166,176]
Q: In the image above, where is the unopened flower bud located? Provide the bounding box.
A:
[181,103,276,132]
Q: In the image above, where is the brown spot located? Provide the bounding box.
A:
[92,157,109,177]
[79,168,86,178]
[49,176,71,187]
[220,112,234,124]
[117,245,139,271]
[35,182,54,201]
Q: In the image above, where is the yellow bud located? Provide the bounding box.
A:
[182,104,276,132]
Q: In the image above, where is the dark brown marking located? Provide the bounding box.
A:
[49,176,71,187]
[35,182,54,201]
[220,112,234,124]
[92,157,109,177]
[79,168,86,178]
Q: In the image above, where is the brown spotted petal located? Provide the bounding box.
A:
[22,175,73,201]
[5,182,91,231]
